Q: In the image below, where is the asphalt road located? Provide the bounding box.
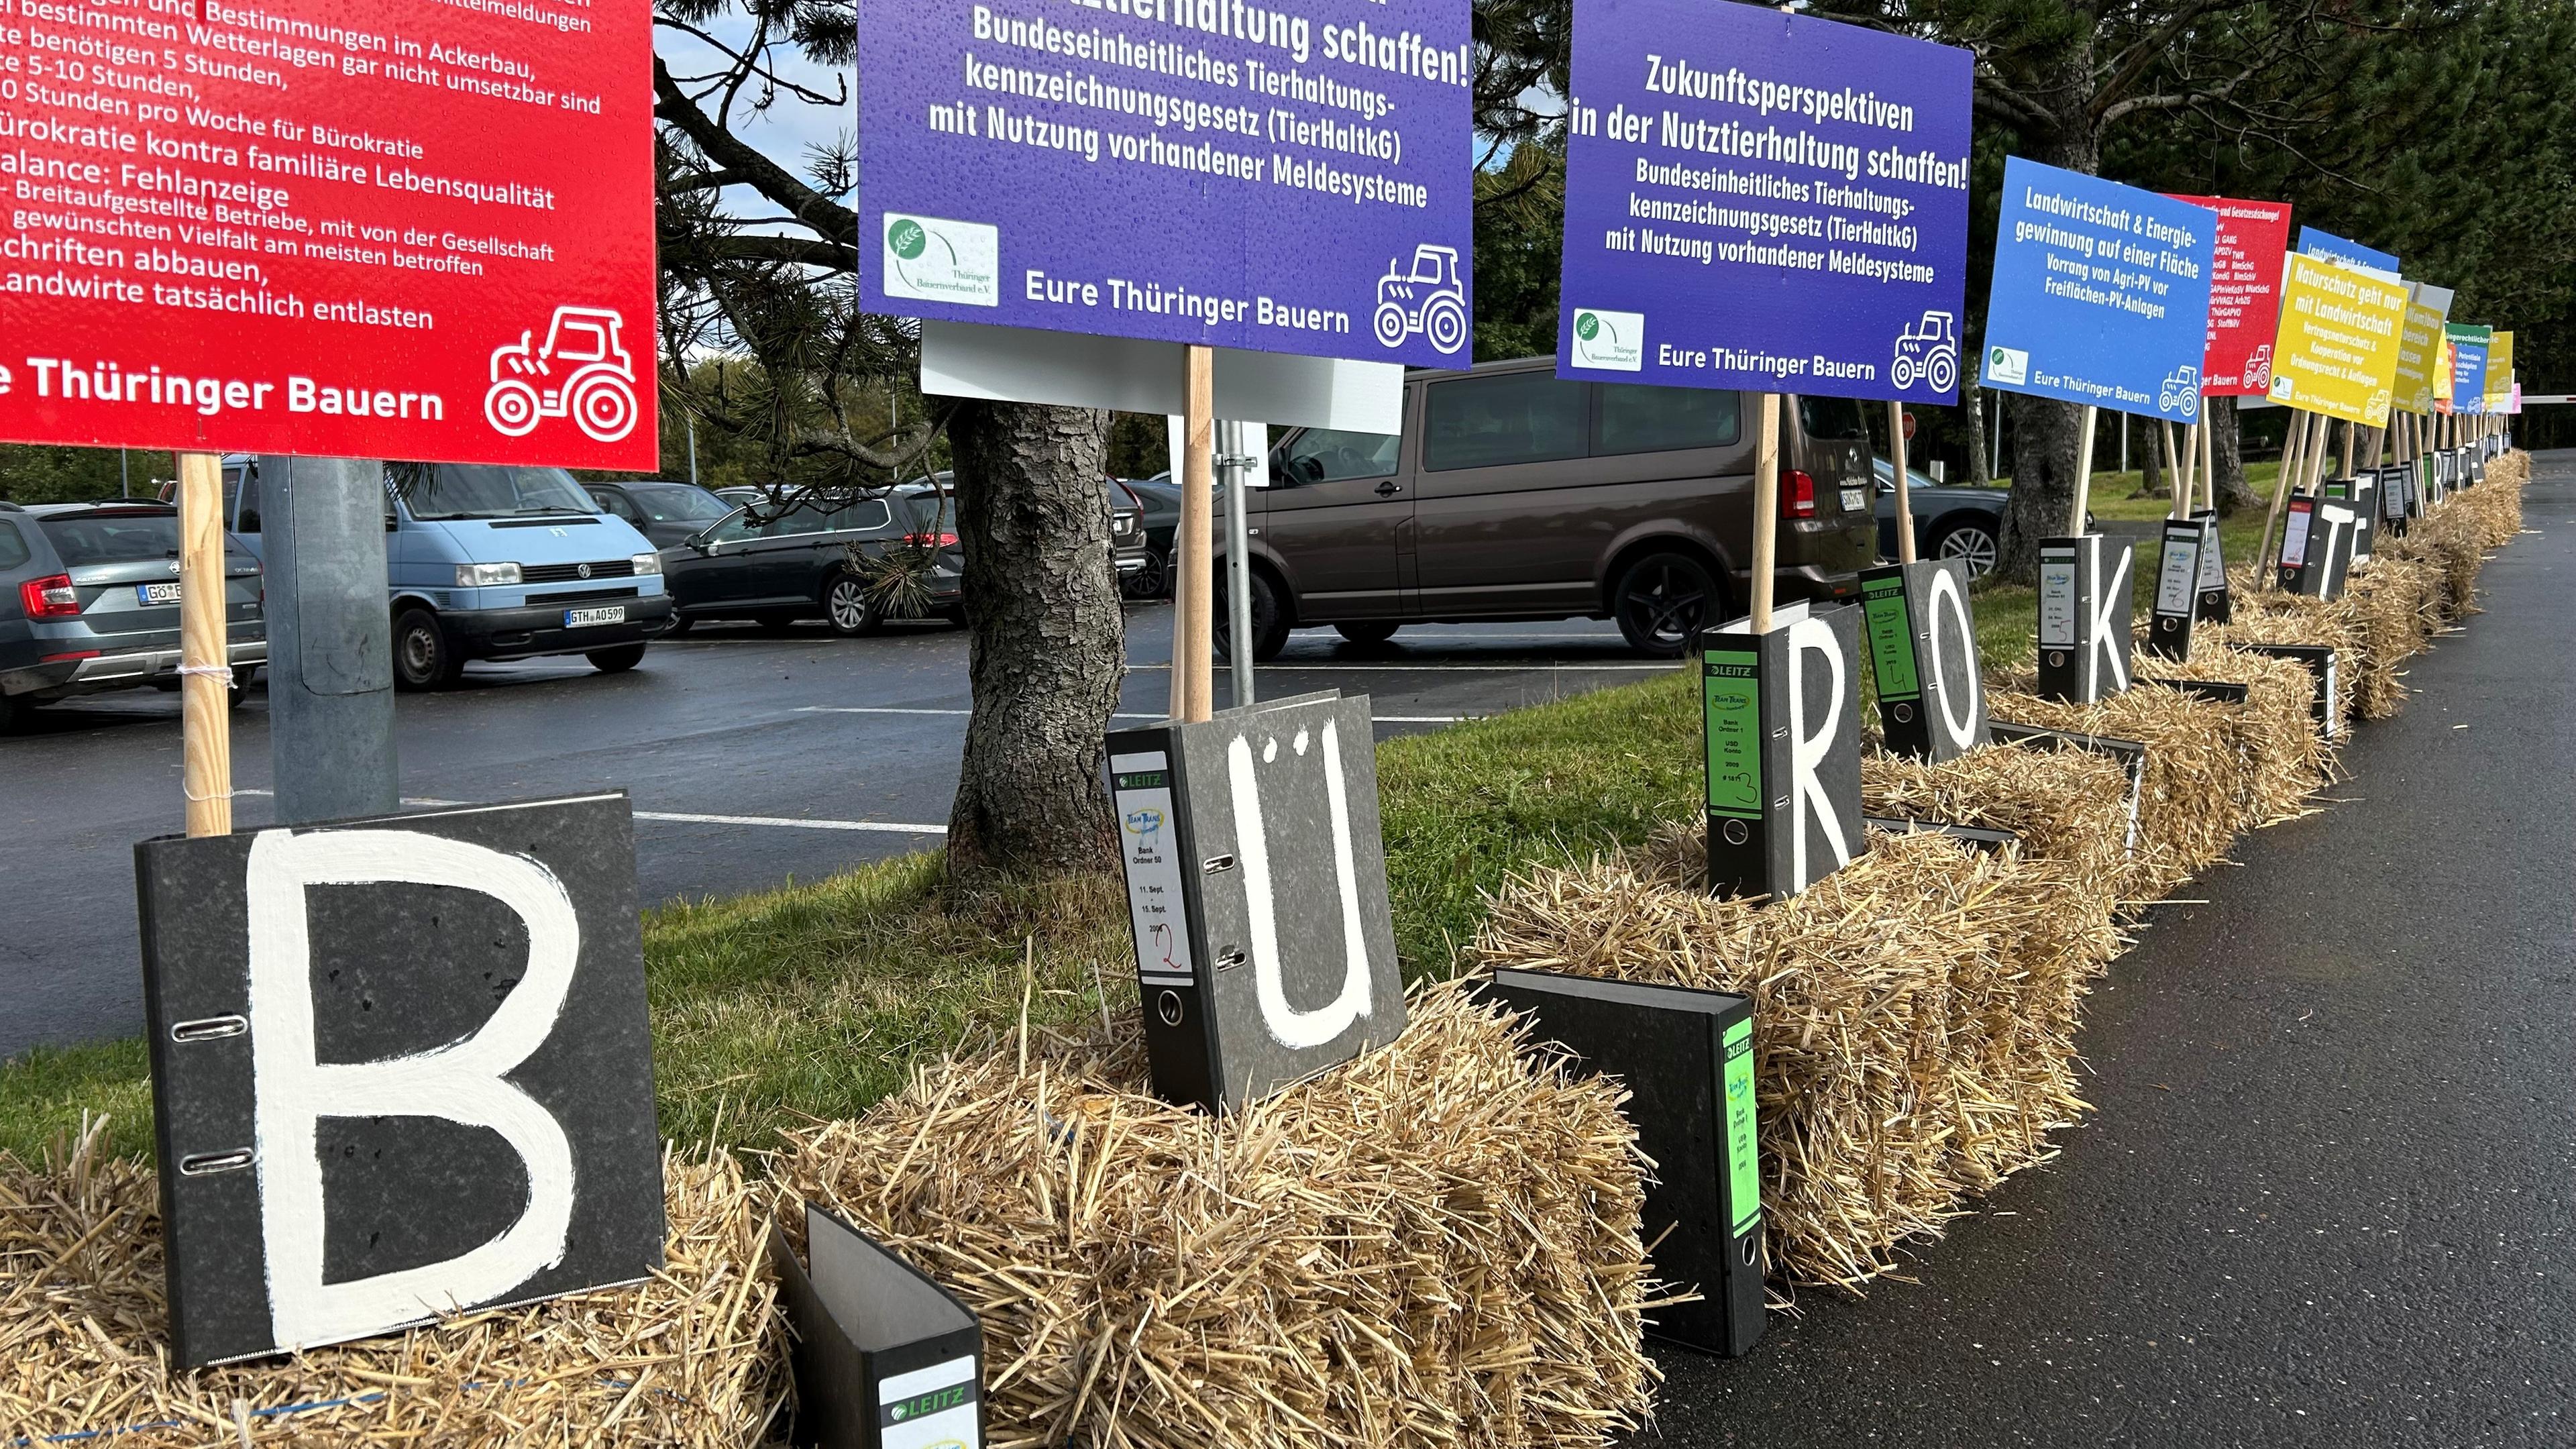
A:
[1640,449,2576,1447]
[0,605,1671,1058]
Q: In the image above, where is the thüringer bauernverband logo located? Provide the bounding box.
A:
[1569,308,1644,372]
[881,213,1000,307]
[1985,344,2029,387]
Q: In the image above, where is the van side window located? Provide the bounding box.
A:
[1796,395,1870,441]
[1276,428,1399,486]
[1424,373,1587,472]
[1594,384,1741,455]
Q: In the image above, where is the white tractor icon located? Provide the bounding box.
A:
[484,307,641,443]
[2243,343,2273,390]
[1890,310,1958,394]
[2159,364,2203,419]
[1373,244,1468,356]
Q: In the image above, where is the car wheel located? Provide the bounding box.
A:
[1612,550,1724,658]
[823,572,882,638]
[393,608,464,691]
[1212,567,1291,662]
[586,644,647,674]
[1122,549,1169,600]
[1334,621,1401,646]
[0,691,21,735]
[1934,521,2001,580]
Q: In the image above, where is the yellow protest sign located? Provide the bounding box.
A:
[2434,333,2455,406]
[2485,330,2515,409]
[2265,252,2409,425]
[2393,303,2446,415]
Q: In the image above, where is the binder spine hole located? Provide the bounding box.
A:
[1201,854,1236,874]
[170,1015,250,1043]
[179,1149,256,1177]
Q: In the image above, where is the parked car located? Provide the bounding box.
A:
[662,484,964,636]
[713,486,768,511]
[0,500,265,731]
[1106,478,1152,590]
[218,457,672,690]
[1122,473,1186,598]
[1872,460,2004,578]
[582,479,735,549]
[1233,358,1876,659]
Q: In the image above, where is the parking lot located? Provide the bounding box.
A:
[0,602,1672,1057]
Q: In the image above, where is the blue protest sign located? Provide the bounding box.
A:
[2296,227,2401,277]
[2451,338,2489,413]
[1553,0,1972,400]
[859,0,1474,368]
[1980,158,2216,422]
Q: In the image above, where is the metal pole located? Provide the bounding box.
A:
[2121,414,2129,476]
[259,456,400,824]
[1751,393,1780,633]
[176,453,233,837]
[119,449,129,499]
[686,415,699,488]
[1224,421,1254,708]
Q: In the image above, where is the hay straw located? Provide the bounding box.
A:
[1474,828,2117,1288]
[2129,645,2335,825]
[771,979,1656,1449]
[1983,682,2248,894]
[1862,741,2133,916]
[0,1124,789,1446]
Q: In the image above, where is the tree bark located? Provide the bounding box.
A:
[1996,390,2091,579]
[1964,364,1991,484]
[945,400,1125,885]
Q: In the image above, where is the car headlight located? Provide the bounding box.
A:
[630,552,663,577]
[455,562,521,587]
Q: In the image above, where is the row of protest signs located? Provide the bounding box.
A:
[0,0,2527,1413]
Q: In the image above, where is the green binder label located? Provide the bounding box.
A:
[1860,575,1921,701]
[1723,1016,1760,1237]
[1703,650,1762,817]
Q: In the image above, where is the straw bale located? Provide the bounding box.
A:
[1862,743,2132,914]
[1474,828,2116,1287]
[2131,645,2337,824]
[1984,682,2247,894]
[1,1126,788,1446]
[771,979,1656,1449]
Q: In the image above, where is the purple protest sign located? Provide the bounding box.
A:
[859,0,1473,368]
[1555,0,1973,400]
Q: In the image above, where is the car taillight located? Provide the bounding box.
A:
[906,532,959,549]
[1780,470,1817,521]
[19,574,80,619]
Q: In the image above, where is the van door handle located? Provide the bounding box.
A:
[1375,481,1403,497]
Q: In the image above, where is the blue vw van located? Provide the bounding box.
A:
[219,457,673,690]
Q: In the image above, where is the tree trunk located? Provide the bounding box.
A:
[2210,396,2260,514]
[945,400,1125,885]
[2139,417,2162,502]
[1996,390,2091,580]
[1964,364,1992,484]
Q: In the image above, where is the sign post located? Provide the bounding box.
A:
[176,453,233,839]
[1981,159,2213,698]
[1553,1,1976,833]
[258,457,401,826]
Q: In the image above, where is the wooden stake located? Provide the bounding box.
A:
[1178,345,1215,723]
[1888,400,1915,564]
[1750,392,1780,633]
[2160,421,2183,519]
[2198,412,2217,515]
[2068,404,2098,535]
[177,451,233,837]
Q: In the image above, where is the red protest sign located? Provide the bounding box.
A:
[2165,195,2293,397]
[0,1,655,469]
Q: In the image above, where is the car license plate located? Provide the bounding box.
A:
[564,606,626,628]
[1840,486,1870,514]
[136,581,182,605]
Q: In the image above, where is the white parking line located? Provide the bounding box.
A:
[796,706,1471,724]
[237,789,947,836]
[1125,662,1674,673]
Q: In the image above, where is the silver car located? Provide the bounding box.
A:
[0,500,265,732]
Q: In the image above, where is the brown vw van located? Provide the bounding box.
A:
[1224,355,1878,659]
